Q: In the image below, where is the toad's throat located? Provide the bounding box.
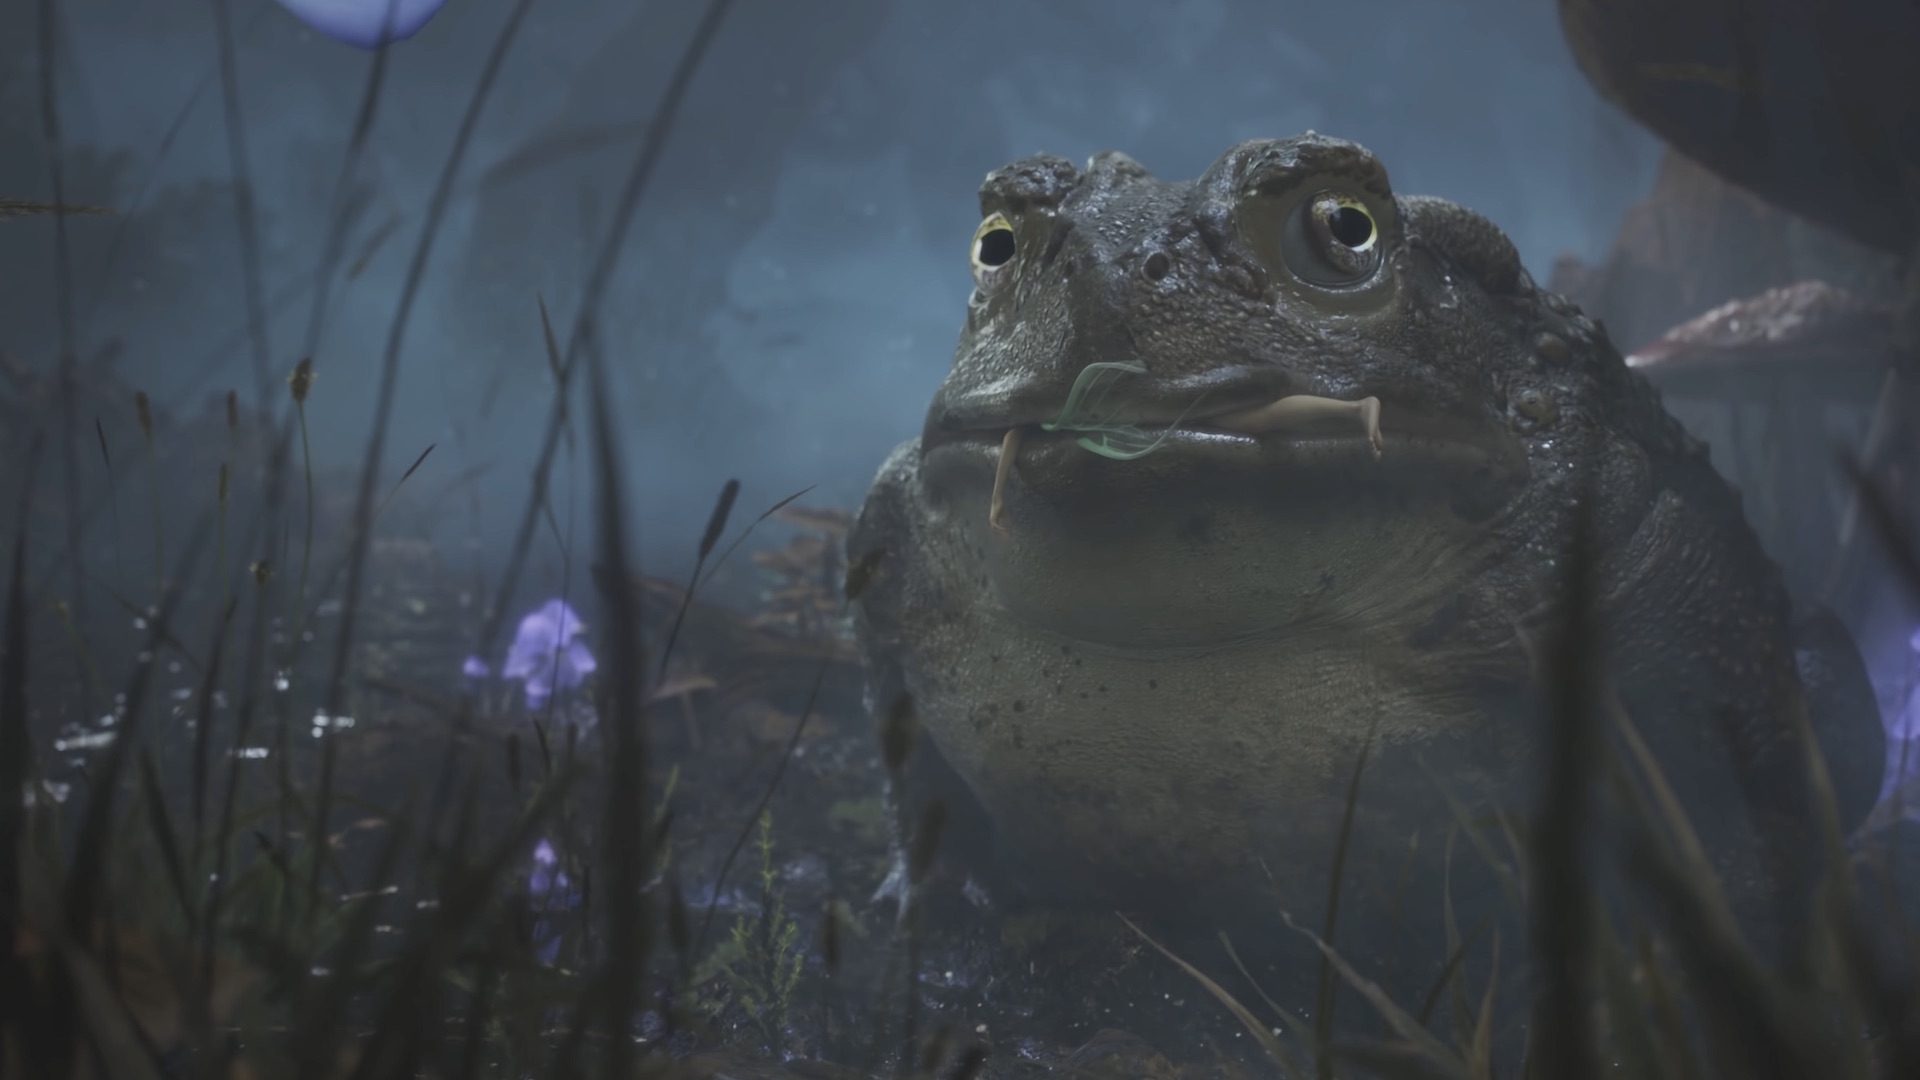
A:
[986,392,1383,536]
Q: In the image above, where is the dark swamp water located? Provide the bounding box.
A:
[5,1,1920,1077]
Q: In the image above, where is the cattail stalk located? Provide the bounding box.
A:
[94,416,125,591]
[220,389,237,609]
[215,463,230,611]
[135,390,163,598]
[289,360,315,621]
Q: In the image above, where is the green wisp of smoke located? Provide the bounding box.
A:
[1040,361,1207,461]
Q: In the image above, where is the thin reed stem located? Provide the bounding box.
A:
[216,462,230,611]
[140,404,165,601]
[295,398,314,620]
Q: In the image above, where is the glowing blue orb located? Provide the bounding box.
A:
[274,0,450,49]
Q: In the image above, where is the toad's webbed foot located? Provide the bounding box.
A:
[870,743,1006,929]
[870,836,1000,927]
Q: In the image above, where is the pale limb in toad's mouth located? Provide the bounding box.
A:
[989,363,1384,535]
[1209,394,1384,459]
[989,426,1022,537]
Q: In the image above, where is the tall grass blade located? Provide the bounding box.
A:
[1467,933,1498,1078]
[693,650,833,959]
[95,416,125,590]
[1121,914,1307,1079]
[1416,912,1489,1030]
[203,422,295,992]
[187,597,238,901]
[301,5,396,365]
[1218,932,1313,1041]
[292,798,417,1080]
[135,750,192,921]
[1621,825,1823,1078]
[207,0,275,409]
[1280,910,1472,1078]
[1593,919,1667,1080]
[80,4,270,327]
[1316,715,1378,1079]
[63,512,214,940]
[585,325,649,1080]
[1527,494,1601,1080]
[1837,452,1920,598]
[374,442,436,519]
[313,0,536,931]
[1635,931,1708,1080]
[698,485,818,590]
[36,0,97,722]
[0,435,42,1073]
[476,0,740,666]
[349,775,574,1079]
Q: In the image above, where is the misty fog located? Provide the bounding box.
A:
[1,0,1661,579]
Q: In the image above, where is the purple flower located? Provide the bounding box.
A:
[1894,694,1920,745]
[273,0,449,49]
[529,838,567,895]
[461,655,490,680]
[502,599,596,711]
[528,838,579,965]
[1866,625,1920,822]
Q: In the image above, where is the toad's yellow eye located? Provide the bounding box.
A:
[971,213,1017,279]
[1321,196,1376,253]
[1283,190,1383,288]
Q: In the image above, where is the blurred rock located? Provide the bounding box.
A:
[1548,151,1900,355]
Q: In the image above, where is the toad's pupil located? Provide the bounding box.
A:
[1328,205,1373,248]
[977,228,1016,266]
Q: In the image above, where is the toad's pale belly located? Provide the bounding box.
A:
[864,439,1532,902]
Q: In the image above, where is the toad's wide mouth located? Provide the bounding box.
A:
[921,366,1525,536]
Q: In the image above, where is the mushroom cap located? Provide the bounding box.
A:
[648,673,717,702]
[1626,281,1895,399]
[751,533,831,579]
[1560,0,1920,256]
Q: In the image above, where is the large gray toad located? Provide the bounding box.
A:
[847,133,1885,921]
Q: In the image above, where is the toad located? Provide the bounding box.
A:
[848,134,1885,921]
